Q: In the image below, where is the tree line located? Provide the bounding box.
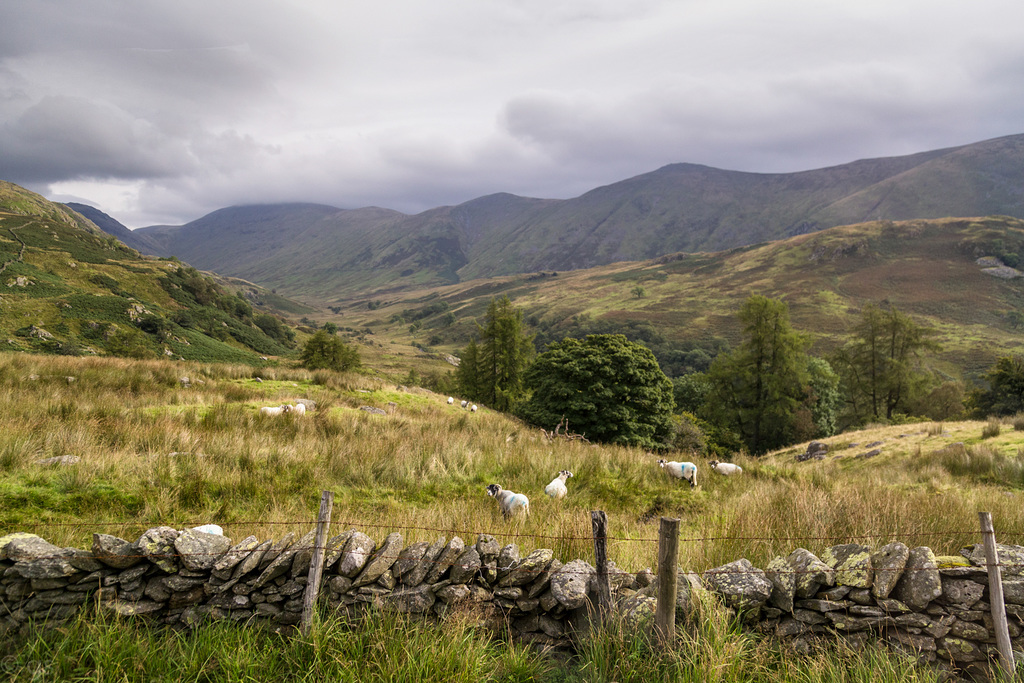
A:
[449,293,1024,456]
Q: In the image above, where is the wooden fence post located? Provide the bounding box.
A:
[301,490,334,637]
[591,510,611,618]
[655,517,680,648]
[979,511,1016,679]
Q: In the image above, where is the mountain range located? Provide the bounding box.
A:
[82,133,1024,303]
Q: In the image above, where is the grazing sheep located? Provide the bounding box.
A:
[461,400,468,408]
[486,484,530,519]
[471,404,478,412]
[290,403,306,416]
[709,460,743,475]
[658,459,697,488]
[191,524,223,536]
[260,405,292,417]
[447,397,454,405]
[544,470,573,499]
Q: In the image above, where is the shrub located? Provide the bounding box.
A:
[982,420,1002,439]
[300,330,360,372]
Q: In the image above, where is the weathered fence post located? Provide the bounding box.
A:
[655,516,680,648]
[979,511,1016,679]
[591,510,611,618]
[301,490,334,637]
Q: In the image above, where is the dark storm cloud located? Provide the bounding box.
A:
[0,0,1021,226]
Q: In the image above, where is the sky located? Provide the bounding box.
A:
[1,1,1022,228]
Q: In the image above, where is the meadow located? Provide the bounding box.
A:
[3,351,1023,681]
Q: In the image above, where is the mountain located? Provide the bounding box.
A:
[0,183,299,363]
[339,215,1024,381]
[63,202,162,254]
[123,133,1024,301]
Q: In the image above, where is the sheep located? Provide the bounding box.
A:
[461,400,468,408]
[709,459,743,475]
[544,470,573,499]
[290,403,306,416]
[447,397,454,405]
[486,484,530,519]
[260,405,292,417]
[658,459,697,488]
[471,404,478,412]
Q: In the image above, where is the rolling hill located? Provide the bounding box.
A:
[336,215,1024,382]
[0,182,299,364]
[126,133,1024,302]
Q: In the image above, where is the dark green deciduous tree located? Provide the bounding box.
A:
[968,356,1024,417]
[300,330,360,372]
[456,296,534,411]
[832,304,939,424]
[518,334,675,450]
[704,295,809,454]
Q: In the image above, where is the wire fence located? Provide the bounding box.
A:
[5,516,1024,579]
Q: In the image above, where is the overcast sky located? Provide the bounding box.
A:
[1,1,1022,228]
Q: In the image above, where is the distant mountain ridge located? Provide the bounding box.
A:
[118,133,1024,300]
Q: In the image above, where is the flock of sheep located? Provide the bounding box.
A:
[258,394,743,523]
[486,460,744,521]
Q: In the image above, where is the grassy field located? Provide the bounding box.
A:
[3,352,1024,680]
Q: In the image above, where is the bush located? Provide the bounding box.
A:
[300,330,360,372]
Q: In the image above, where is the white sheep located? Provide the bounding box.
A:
[709,460,743,475]
[544,470,573,499]
[471,404,478,412]
[260,405,292,417]
[658,459,697,488]
[461,400,468,408]
[486,484,530,519]
[290,403,306,416]
[447,397,454,405]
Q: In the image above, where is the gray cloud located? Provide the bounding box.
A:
[0,0,1022,227]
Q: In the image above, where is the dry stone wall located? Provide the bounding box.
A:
[2,528,1022,681]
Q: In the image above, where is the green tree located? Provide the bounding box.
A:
[458,296,534,411]
[672,372,710,414]
[806,356,842,438]
[518,334,675,450]
[300,330,360,372]
[832,304,939,424]
[704,295,809,454]
[967,356,1024,417]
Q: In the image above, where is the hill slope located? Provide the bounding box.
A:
[0,183,297,363]
[339,215,1024,381]
[130,134,1024,301]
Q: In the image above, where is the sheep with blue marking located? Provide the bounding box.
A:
[486,484,530,519]
[658,459,697,488]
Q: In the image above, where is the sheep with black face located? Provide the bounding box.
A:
[486,484,530,519]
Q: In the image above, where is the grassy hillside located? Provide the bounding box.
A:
[332,216,1024,383]
[128,134,1024,300]
[2,352,1021,680]
[0,185,301,365]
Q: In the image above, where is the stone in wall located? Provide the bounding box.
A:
[703,558,772,613]
[893,546,942,610]
[871,542,909,599]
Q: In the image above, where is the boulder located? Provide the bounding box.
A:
[703,558,773,612]
[871,542,909,599]
[788,548,834,598]
[352,533,403,588]
[92,534,143,570]
[337,532,376,579]
[893,546,942,610]
[823,543,873,589]
[550,559,595,609]
[174,528,232,572]
[137,527,180,574]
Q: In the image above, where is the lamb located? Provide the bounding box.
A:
[486,484,530,519]
[658,459,697,488]
[259,405,292,417]
[709,460,743,475]
[290,403,306,416]
[544,470,573,499]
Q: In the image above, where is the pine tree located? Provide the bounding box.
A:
[457,296,534,411]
